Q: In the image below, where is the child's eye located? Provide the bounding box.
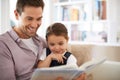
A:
[50,43,55,46]
[59,43,64,45]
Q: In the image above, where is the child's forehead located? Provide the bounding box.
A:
[47,35,66,41]
[48,34,65,38]
[47,33,68,41]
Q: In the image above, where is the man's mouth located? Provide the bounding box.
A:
[28,27,36,32]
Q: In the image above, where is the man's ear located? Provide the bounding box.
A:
[14,10,19,20]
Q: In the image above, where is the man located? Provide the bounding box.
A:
[0,0,46,80]
[0,0,86,80]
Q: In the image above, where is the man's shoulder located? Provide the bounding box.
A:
[38,36,45,41]
[39,36,47,48]
[0,32,11,46]
[34,35,45,41]
[0,32,9,41]
[34,35,47,48]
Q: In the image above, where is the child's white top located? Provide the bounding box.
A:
[40,48,78,66]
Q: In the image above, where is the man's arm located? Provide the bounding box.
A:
[0,41,16,80]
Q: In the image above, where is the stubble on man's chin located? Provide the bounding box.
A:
[28,32,37,38]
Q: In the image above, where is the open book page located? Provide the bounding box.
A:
[31,64,80,80]
[40,64,78,70]
[31,69,83,80]
[31,58,106,80]
[71,57,106,79]
[31,64,82,80]
[78,57,106,72]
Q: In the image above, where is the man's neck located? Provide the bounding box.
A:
[13,27,31,39]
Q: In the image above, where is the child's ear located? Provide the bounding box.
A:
[67,37,69,41]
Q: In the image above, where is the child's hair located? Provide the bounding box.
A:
[46,23,69,41]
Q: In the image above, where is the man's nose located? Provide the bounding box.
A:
[31,21,40,27]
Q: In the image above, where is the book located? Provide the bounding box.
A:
[62,7,69,21]
[93,0,106,20]
[70,7,79,21]
[59,0,68,2]
[31,58,106,80]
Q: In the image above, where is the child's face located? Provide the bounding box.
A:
[47,34,68,54]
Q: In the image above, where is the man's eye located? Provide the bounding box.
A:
[37,18,42,21]
[28,18,32,20]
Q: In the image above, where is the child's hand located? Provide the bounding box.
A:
[48,53,66,64]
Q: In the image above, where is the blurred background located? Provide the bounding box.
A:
[0,0,120,45]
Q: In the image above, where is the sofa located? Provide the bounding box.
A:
[68,44,120,80]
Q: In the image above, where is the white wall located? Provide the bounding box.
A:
[37,0,51,38]
[10,0,17,24]
[0,0,11,34]
[0,0,1,34]
[107,0,120,43]
[37,0,52,39]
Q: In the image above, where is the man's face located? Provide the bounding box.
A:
[15,6,43,38]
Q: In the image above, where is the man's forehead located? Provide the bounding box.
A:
[21,7,43,17]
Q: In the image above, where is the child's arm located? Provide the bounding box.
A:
[37,54,52,68]
[38,52,66,68]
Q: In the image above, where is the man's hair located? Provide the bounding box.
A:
[16,0,44,15]
[46,23,69,41]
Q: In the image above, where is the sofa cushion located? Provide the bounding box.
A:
[68,44,93,66]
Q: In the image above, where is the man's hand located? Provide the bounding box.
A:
[75,73,86,80]
[55,73,86,80]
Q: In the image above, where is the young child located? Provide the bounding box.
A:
[38,23,77,68]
